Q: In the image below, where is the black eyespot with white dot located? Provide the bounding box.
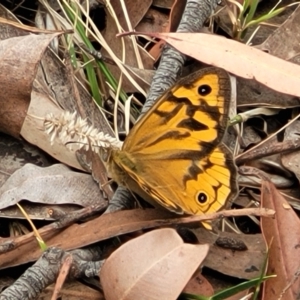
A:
[198,84,212,96]
[197,192,208,204]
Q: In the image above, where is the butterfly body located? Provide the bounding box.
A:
[103,68,238,216]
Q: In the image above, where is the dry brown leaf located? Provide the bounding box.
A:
[124,31,300,97]
[123,65,155,90]
[149,0,187,60]
[109,0,152,29]
[0,26,81,169]
[0,209,203,270]
[0,133,52,188]
[194,228,265,280]
[0,164,105,210]
[100,228,209,300]
[237,76,300,108]
[167,0,187,32]
[152,0,175,9]
[0,33,60,138]
[42,281,104,299]
[257,4,300,60]
[22,45,114,171]
[102,0,154,92]
[136,8,169,33]
[0,208,271,270]
[261,180,300,299]
[0,202,83,221]
[21,90,84,170]
[183,273,214,296]
[0,20,114,171]
[281,120,300,181]
[0,209,176,269]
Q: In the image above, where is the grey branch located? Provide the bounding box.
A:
[0,246,105,300]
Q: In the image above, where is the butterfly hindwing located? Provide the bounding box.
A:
[114,144,237,215]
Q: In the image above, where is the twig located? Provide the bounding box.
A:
[51,254,73,300]
[0,204,106,254]
[236,138,300,164]
[156,207,275,225]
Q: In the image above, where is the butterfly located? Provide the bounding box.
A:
[102,67,238,217]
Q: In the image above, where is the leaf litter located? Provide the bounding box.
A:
[1,1,300,299]
[261,180,300,299]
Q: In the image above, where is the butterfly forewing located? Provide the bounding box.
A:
[123,68,231,158]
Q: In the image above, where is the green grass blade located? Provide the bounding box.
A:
[245,7,285,29]
[63,2,102,105]
[244,0,259,24]
[181,275,276,300]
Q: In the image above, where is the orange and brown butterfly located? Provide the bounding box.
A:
[102,67,238,217]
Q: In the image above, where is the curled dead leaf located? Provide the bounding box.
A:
[100,228,209,300]
[119,31,300,97]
